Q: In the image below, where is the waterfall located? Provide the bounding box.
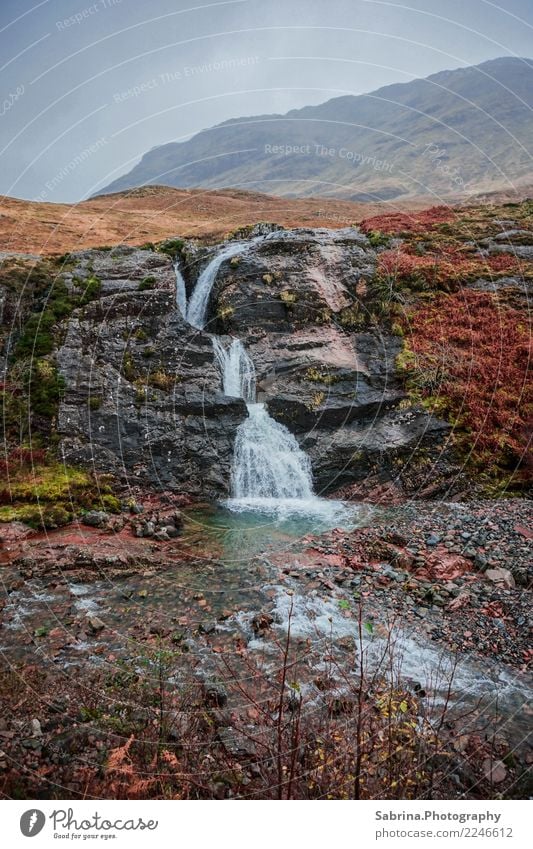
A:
[186,241,250,330]
[231,403,314,502]
[212,337,256,403]
[174,261,187,317]
[212,337,315,509]
[176,239,320,514]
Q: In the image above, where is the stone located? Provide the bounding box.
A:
[482,758,507,784]
[425,534,441,546]
[486,568,516,589]
[142,521,155,537]
[30,719,42,738]
[82,510,109,528]
[203,683,228,708]
[161,524,180,538]
[54,235,455,499]
[87,616,105,632]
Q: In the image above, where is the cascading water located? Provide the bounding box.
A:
[186,241,252,330]
[176,238,340,517]
[174,261,187,317]
[212,337,316,511]
[231,403,314,502]
[212,337,256,403]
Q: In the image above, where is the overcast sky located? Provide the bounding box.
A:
[1,0,531,202]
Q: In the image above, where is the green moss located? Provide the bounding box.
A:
[122,352,136,381]
[217,305,234,321]
[0,464,89,503]
[138,276,156,291]
[147,370,175,392]
[367,231,391,249]
[0,501,72,529]
[88,395,102,410]
[99,494,121,513]
[158,238,185,257]
[78,275,101,305]
[307,391,325,411]
[338,305,365,329]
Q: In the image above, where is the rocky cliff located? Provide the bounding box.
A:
[53,227,454,499]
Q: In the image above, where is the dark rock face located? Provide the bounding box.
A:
[56,247,246,498]
[64,246,176,296]
[210,228,373,334]
[56,234,455,499]
[203,228,454,496]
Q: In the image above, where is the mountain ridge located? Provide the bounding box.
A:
[98,57,533,201]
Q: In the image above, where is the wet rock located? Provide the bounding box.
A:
[30,719,42,738]
[161,524,180,538]
[217,727,256,758]
[82,510,109,528]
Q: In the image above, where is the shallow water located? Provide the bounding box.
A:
[182,499,376,565]
[2,500,531,752]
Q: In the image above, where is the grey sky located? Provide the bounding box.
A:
[1,0,531,202]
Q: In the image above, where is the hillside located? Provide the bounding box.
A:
[0,186,430,255]
[99,57,533,201]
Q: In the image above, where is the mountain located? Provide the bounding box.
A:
[99,57,533,201]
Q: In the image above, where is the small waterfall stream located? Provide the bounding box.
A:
[186,240,255,330]
[175,240,319,512]
[213,338,315,508]
[174,261,187,317]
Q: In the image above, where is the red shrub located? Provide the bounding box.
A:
[361,206,456,235]
[377,247,522,288]
[403,291,532,468]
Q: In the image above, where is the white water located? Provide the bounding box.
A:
[186,240,251,329]
[212,336,316,510]
[178,240,327,515]
[212,337,256,403]
[231,403,314,502]
[174,261,187,316]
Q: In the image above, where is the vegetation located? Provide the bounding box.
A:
[157,238,185,257]
[0,602,518,799]
[0,258,120,527]
[138,276,156,291]
[304,366,342,385]
[398,290,531,486]
[0,459,120,528]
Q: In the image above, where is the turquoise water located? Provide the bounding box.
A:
[181,499,377,566]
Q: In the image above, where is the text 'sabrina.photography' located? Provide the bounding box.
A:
[0,0,531,844]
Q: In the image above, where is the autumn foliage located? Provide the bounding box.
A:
[361,205,457,235]
[401,290,532,472]
[377,246,523,289]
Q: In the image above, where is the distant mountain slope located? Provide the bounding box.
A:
[99,57,533,201]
